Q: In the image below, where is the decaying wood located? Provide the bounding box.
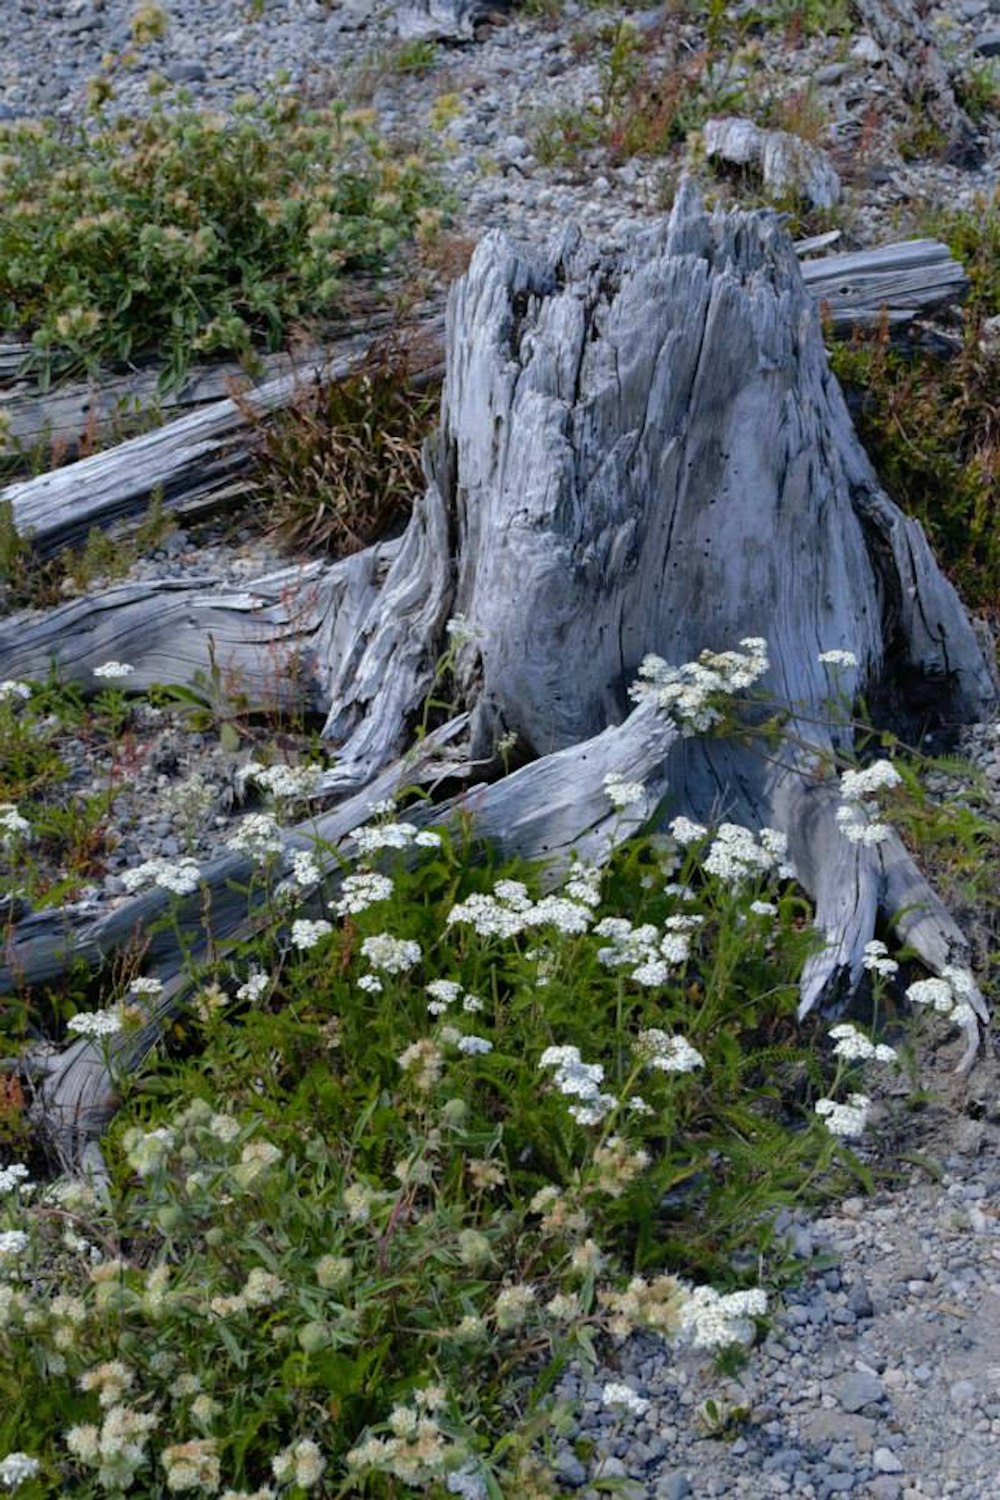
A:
[704,116,842,210]
[4,185,994,1168]
[395,0,511,41]
[800,239,970,329]
[851,0,980,165]
[1,316,445,555]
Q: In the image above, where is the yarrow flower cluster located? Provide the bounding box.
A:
[836,759,901,848]
[333,872,395,916]
[0,1453,39,1488]
[0,804,31,844]
[862,939,898,978]
[290,918,333,951]
[678,1285,768,1348]
[818,649,858,669]
[0,680,32,703]
[120,856,201,896]
[906,965,981,1032]
[0,1164,31,1196]
[636,1029,705,1074]
[225,813,284,861]
[601,1381,650,1417]
[92,660,134,680]
[360,933,422,973]
[447,879,593,940]
[66,1009,124,1040]
[702,823,795,886]
[629,637,769,734]
[593,915,698,987]
[828,1023,896,1064]
[538,1045,617,1125]
[352,821,442,856]
[814,1093,870,1139]
[239,762,322,801]
[603,772,646,810]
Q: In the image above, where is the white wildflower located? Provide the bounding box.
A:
[834,804,891,845]
[815,1093,870,1139]
[818,649,858,668]
[455,1035,493,1056]
[839,760,902,801]
[862,939,898,977]
[290,918,333,951]
[226,813,284,861]
[0,1454,40,1488]
[352,820,418,854]
[360,933,421,973]
[604,772,646,810]
[120,856,201,895]
[67,1009,124,1039]
[0,805,31,842]
[601,1381,650,1416]
[244,763,321,801]
[357,974,383,993]
[828,1024,896,1064]
[236,971,270,1003]
[286,849,321,888]
[668,815,707,845]
[679,1285,767,1348]
[637,1029,705,1074]
[0,681,32,703]
[271,1439,325,1489]
[333,871,394,916]
[129,976,164,997]
[0,1165,31,1195]
[93,661,134,679]
[161,1438,220,1493]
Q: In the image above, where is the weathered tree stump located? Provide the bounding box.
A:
[4,184,994,1166]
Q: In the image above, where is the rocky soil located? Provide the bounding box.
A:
[5,1,1000,1496]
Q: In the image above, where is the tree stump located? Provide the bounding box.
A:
[5,183,994,1166]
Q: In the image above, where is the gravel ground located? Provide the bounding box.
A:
[5,2,1000,1496]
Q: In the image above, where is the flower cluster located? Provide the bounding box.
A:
[814,1093,870,1139]
[636,1029,705,1074]
[836,758,901,848]
[702,823,795,886]
[906,965,981,1031]
[603,772,646,810]
[447,879,593,940]
[352,821,442,856]
[594,916,698,986]
[538,1045,617,1126]
[629,637,769,733]
[828,1023,896,1064]
[678,1285,768,1348]
[120,857,201,896]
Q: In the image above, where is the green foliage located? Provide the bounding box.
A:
[246,343,439,557]
[0,94,444,390]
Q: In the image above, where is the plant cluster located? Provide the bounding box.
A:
[0,94,444,390]
[245,343,439,557]
[1,635,987,1495]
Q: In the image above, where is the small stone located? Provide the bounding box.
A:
[653,1477,692,1500]
[837,1372,884,1412]
[815,62,847,84]
[949,1379,977,1405]
[870,1481,903,1500]
[851,34,882,62]
[847,1280,874,1318]
[874,1449,904,1474]
[165,61,208,83]
[554,1449,586,1488]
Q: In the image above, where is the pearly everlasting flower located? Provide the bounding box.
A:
[637,1029,705,1074]
[829,1023,896,1064]
[161,1438,220,1493]
[290,918,333,951]
[361,933,421,973]
[0,1454,39,1488]
[333,872,394,916]
[601,1382,650,1417]
[79,1360,134,1408]
[494,1282,536,1329]
[232,1139,281,1189]
[815,1093,870,1139]
[93,660,134,679]
[122,1125,174,1176]
[397,1039,443,1092]
[271,1439,325,1490]
[314,1254,352,1290]
[121,856,201,896]
[604,772,646,810]
[242,1268,285,1307]
[593,1136,651,1196]
[818,649,858,668]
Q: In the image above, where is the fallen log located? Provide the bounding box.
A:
[5,186,994,1169]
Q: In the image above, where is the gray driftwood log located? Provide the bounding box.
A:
[4,185,995,1168]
